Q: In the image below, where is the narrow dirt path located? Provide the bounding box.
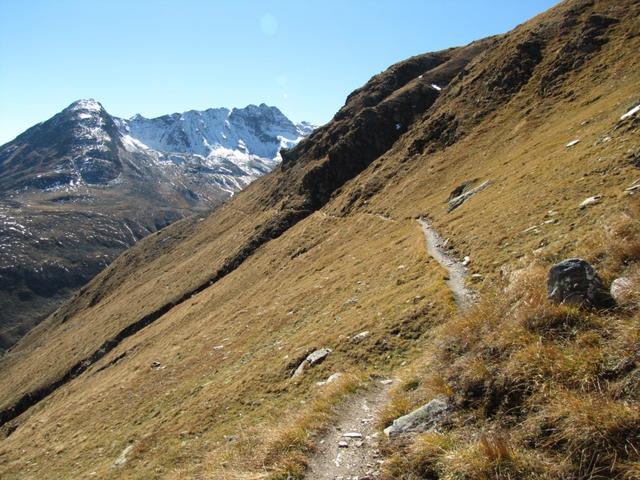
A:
[305,379,393,479]
[417,218,474,309]
[304,218,474,478]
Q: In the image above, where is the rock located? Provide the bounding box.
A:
[610,277,634,304]
[620,104,640,121]
[351,331,370,342]
[462,256,471,266]
[547,258,614,308]
[566,139,580,147]
[316,372,343,386]
[343,432,363,438]
[292,348,332,377]
[338,440,349,448]
[624,182,640,194]
[150,361,163,370]
[383,397,450,437]
[447,180,491,212]
[579,195,602,209]
[113,444,134,468]
[379,379,394,385]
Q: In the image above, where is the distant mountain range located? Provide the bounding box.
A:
[0,99,315,351]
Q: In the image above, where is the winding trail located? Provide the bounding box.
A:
[417,218,474,309]
[303,218,474,478]
[305,379,393,480]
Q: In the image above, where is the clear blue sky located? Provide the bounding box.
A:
[0,0,558,145]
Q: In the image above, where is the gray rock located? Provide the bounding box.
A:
[292,348,332,377]
[316,372,343,386]
[447,180,491,212]
[113,445,134,468]
[351,331,370,342]
[610,277,633,304]
[383,397,449,437]
[547,258,614,308]
[579,195,602,209]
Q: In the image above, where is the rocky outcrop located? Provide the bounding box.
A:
[547,258,614,308]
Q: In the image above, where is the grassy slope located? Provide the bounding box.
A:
[0,0,639,478]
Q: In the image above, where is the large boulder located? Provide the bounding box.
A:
[383,397,450,437]
[547,258,614,308]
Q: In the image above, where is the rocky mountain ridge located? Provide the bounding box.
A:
[0,99,313,351]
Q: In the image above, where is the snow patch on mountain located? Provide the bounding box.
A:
[115,103,311,162]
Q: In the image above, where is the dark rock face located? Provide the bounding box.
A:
[541,13,619,96]
[547,258,615,308]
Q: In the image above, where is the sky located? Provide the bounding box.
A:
[0,0,558,145]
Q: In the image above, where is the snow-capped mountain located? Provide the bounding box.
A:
[113,102,314,193]
[0,99,314,197]
[0,99,315,352]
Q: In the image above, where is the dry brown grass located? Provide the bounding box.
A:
[0,2,638,478]
[382,207,640,479]
[259,373,363,478]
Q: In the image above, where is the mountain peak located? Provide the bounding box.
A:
[66,98,104,113]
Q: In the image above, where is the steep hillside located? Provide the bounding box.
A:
[0,101,312,352]
[0,0,639,478]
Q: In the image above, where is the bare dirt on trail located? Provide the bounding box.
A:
[417,218,475,309]
[305,379,393,480]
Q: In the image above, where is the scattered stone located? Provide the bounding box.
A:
[338,440,349,448]
[292,348,332,377]
[113,444,134,468]
[547,258,615,308]
[579,195,602,209]
[351,331,370,342]
[566,139,580,147]
[212,345,224,350]
[462,256,471,267]
[316,372,343,386]
[610,277,633,304]
[150,361,163,370]
[379,379,394,385]
[447,180,491,212]
[384,397,450,437]
[620,104,640,121]
[344,297,359,306]
[343,432,363,438]
[624,181,640,194]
